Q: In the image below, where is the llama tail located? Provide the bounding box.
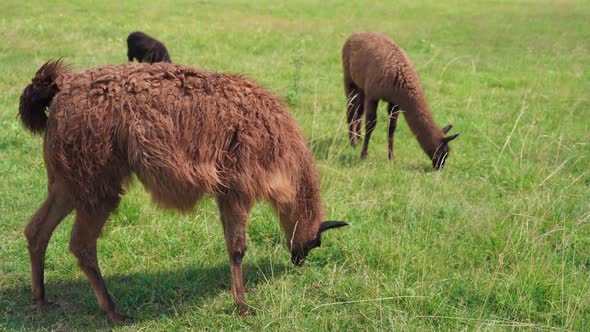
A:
[18,59,65,134]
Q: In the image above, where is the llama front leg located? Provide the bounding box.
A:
[387,103,400,160]
[217,195,252,315]
[69,209,129,323]
[361,99,378,159]
[25,188,73,308]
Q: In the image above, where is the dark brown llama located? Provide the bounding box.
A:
[127,31,172,63]
[19,60,349,322]
[342,31,459,169]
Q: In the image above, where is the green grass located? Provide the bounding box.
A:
[1,0,589,330]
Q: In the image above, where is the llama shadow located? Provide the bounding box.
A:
[1,258,288,329]
[399,162,436,173]
[310,135,438,172]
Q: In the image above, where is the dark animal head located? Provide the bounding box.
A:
[432,124,459,169]
[290,221,350,266]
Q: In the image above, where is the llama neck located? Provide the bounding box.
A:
[282,158,324,247]
[294,161,324,233]
[399,94,445,159]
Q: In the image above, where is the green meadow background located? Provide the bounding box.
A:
[1,0,589,330]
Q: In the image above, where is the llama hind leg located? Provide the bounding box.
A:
[217,195,252,315]
[25,184,73,308]
[353,90,365,147]
[345,84,364,147]
[69,207,129,323]
[387,103,400,160]
[361,99,378,159]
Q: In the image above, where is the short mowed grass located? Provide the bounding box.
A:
[1,0,589,330]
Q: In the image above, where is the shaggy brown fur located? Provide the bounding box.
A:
[19,60,349,322]
[342,31,459,169]
[127,31,171,63]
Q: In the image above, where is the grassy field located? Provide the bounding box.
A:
[1,0,589,330]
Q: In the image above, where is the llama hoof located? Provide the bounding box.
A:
[361,151,368,159]
[35,299,61,310]
[238,304,255,317]
[108,311,132,324]
[48,302,61,310]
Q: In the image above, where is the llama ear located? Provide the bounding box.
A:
[316,221,350,245]
[443,133,460,143]
[319,221,350,234]
[442,124,453,134]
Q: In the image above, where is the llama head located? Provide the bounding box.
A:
[290,221,350,266]
[432,124,459,169]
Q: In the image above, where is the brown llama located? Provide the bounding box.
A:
[127,31,172,63]
[342,31,459,169]
[19,60,349,322]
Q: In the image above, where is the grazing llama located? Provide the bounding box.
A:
[127,31,171,63]
[342,31,459,169]
[19,60,349,322]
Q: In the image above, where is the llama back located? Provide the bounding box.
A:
[45,62,314,211]
[344,31,426,108]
